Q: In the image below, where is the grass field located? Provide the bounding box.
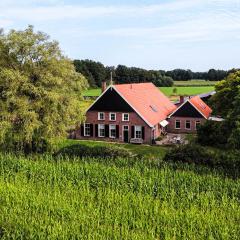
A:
[84,86,215,97]
[0,140,239,239]
[174,80,217,87]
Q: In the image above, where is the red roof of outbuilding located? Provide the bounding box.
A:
[114,83,177,126]
[189,96,212,119]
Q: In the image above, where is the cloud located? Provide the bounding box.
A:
[0,19,14,28]
[63,9,240,45]
[2,0,237,22]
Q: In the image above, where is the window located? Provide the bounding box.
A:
[84,123,91,136]
[122,113,129,121]
[175,120,181,129]
[98,124,105,137]
[195,120,201,130]
[185,120,191,130]
[109,112,116,121]
[98,112,105,120]
[109,125,116,138]
[123,125,129,131]
[135,126,142,139]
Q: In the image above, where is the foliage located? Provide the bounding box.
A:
[166,68,232,81]
[197,120,230,147]
[53,139,167,160]
[114,65,174,86]
[210,71,240,116]
[73,59,108,87]
[199,71,240,150]
[55,144,134,159]
[74,58,237,88]
[207,69,229,81]
[0,152,239,239]
[0,26,88,152]
[164,144,240,176]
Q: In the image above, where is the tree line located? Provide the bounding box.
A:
[74,59,237,88]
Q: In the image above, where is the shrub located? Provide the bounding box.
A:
[164,144,240,176]
[164,144,213,165]
[197,120,230,147]
[0,136,52,154]
[55,144,134,159]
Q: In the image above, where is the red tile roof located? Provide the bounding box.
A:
[189,96,212,119]
[114,83,177,126]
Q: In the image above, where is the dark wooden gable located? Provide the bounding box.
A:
[88,87,134,112]
[172,101,204,118]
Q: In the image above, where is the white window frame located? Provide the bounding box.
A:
[185,120,191,130]
[98,112,105,120]
[98,124,105,137]
[122,113,129,122]
[109,124,116,138]
[109,112,116,121]
[175,120,181,129]
[195,120,201,130]
[135,125,142,139]
[84,123,91,137]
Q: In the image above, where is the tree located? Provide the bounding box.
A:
[198,71,240,150]
[210,71,240,116]
[207,69,228,81]
[74,59,107,87]
[0,26,88,152]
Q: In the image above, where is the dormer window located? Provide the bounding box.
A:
[98,112,105,120]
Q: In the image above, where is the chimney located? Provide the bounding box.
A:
[101,81,107,93]
[180,96,184,104]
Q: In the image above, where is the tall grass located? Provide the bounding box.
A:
[0,153,239,239]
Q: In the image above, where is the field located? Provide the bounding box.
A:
[84,83,215,98]
[160,86,214,97]
[0,140,239,239]
[173,80,217,87]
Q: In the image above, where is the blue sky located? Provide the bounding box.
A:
[1,0,240,71]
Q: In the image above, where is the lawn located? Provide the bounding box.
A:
[0,142,239,239]
[84,86,215,97]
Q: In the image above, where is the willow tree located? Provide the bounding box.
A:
[0,26,88,152]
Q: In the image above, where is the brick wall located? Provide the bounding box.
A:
[75,111,155,144]
[167,117,206,134]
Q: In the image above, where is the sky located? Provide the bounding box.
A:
[0,0,240,71]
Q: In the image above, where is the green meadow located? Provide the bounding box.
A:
[0,139,239,239]
[83,84,215,97]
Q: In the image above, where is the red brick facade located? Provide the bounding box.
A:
[167,117,206,133]
[75,111,160,144]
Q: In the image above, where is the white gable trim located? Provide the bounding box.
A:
[188,100,207,119]
[168,100,207,119]
[168,101,186,118]
[112,86,153,127]
[86,85,153,127]
[86,85,113,112]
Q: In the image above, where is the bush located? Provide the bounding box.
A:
[164,144,240,176]
[197,120,230,147]
[164,144,213,165]
[55,144,134,159]
[0,136,52,154]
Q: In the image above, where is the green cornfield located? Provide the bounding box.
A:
[0,153,239,239]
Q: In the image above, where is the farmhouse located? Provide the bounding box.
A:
[75,82,213,144]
